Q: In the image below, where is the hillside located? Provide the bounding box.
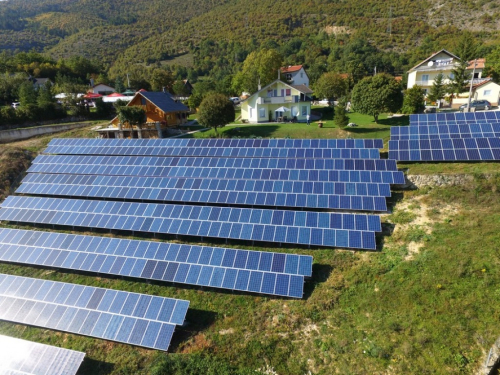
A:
[1,0,499,73]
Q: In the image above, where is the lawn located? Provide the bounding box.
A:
[0,123,499,375]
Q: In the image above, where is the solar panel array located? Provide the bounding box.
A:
[0,274,189,351]
[0,229,312,298]
[46,137,385,151]
[0,335,85,375]
[0,196,380,249]
[389,113,500,162]
[409,111,500,125]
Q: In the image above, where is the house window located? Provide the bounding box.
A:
[286,89,291,96]
[273,89,277,97]
[286,73,292,81]
[484,90,491,96]
[267,90,273,97]
[259,108,266,118]
[473,72,479,79]
[421,74,429,82]
[449,73,455,80]
[291,106,298,116]
[300,73,303,78]
[301,106,307,116]
[281,89,285,97]
[249,107,253,118]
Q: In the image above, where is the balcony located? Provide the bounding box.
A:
[256,96,299,104]
[414,77,488,87]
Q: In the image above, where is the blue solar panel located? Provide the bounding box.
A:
[0,335,85,375]
[410,112,500,125]
[391,122,500,140]
[0,197,380,249]
[28,159,404,185]
[0,229,312,298]
[47,137,385,150]
[389,137,500,161]
[32,155,398,171]
[43,145,381,159]
[17,174,389,211]
[0,274,188,351]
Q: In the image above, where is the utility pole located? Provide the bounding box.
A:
[374,66,377,76]
[466,59,477,112]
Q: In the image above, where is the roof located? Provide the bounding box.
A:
[93,83,115,89]
[467,58,486,70]
[471,78,495,90]
[408,49,461,72]
[291,84,313,94]
[281,65,303,73]
[394,76,403,82]
[33,78,52,86]
[139,91,189,112]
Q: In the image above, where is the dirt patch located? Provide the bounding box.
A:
[0,147,34,201]
[384,195,460,260]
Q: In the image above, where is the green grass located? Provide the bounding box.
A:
[1,121,500,374]
[399,161,500,175]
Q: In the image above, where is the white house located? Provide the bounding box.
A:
[240,79,313,123]
[90,83,116,95]
[452,79,500,107]
[407,50,487,94]
[281,65,309,87]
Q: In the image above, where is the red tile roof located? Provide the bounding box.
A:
[467,58,486,70]
[281,65,303,73]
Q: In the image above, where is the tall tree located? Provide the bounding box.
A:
[427,73,446,104]
[232,49,283,94]
[453,31,478,62]
[484,46,500,83]
[197,93,235,134]
[401,85,425,114]
[448,61,470,98]
[351,74,403,123]
[37,81,55,106]
[314,72,350,106]
[114,76,125,93]
[150,69,174,92]
[117,106,146,131]
[17,81,37,106]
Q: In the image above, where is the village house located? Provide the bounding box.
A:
[240,79,313,123]
[90,83,116,95]
[280,65,310,87]
[98,90,190,139]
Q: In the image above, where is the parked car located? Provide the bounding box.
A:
[459,100,492,112]
[230,97,240,105]
[11,102,20,109]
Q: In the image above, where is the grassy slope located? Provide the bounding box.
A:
[0,124,499,374]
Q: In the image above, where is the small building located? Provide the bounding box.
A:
[31,78,53,89]
[407,50,487,94]
[280,65,310,87]
[240,79,313,123]
[90,83,116,95]
[452,79,500,108]
[98,91,190,139]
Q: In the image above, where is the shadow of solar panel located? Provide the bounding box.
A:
[0,197,380,250]
[0,274,188,351]
[0,335,85,375]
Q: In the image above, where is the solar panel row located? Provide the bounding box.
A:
[0,274,189,351]
[44,145,381,159]
[28,163,405,184]
[389,137,500,161]
[390,122,500,140]
[0,198,378,249]
[33,155,398,171]
[48,137,385,149]
[0,335,85,375]
[21,173,392,198]
[0,229,312,276]
[410,111,500,125]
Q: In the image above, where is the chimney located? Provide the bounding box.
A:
[258,78,261,91]
[162,86,166,93]
[278,69,280,80]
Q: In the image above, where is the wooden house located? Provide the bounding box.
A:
[98,91,190,139]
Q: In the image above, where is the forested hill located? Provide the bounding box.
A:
[0,0,499,78]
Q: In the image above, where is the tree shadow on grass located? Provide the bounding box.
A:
[302,263,333,300]
[344,127,389,135]
[377,116,409,126]
[224,125,281,138]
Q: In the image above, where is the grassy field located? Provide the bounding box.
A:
[0,124,499,374]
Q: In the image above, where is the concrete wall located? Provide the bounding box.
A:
[0,122,91,143]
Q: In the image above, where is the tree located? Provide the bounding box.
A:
[37,81,55,106]
[334,98,349,128]
[484,46,500,83]
[150,69,174,92]
[427,73,446,104]
[18,81,37,106]
[197,93,235,134]
[351,74,403,123]
[453,31,478,62]
[114,76,125,93]
[117,106,146,132]
[232,49,283,94]
[448,61,470,99]
[314,72,350,105]
[401,85,425,114]
[172,80,189,96]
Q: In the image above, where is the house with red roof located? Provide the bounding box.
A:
[280,65,309,87]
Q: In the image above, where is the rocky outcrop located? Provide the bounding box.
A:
[398,174,476,189]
